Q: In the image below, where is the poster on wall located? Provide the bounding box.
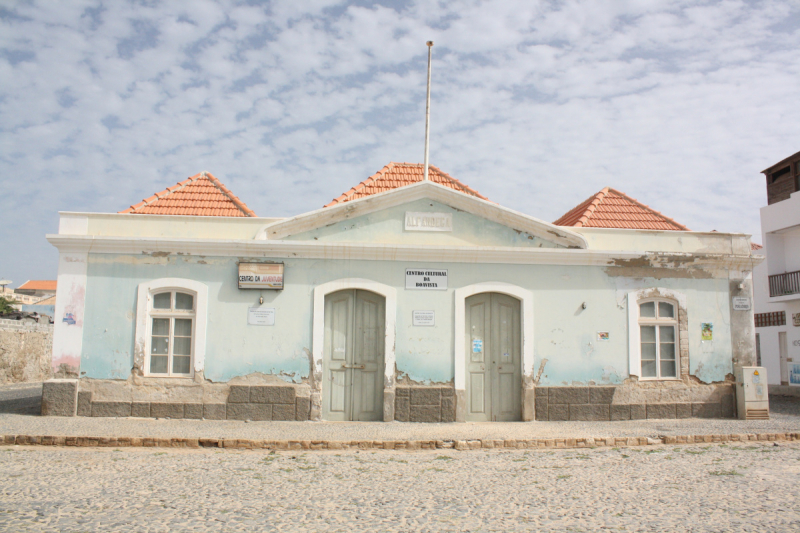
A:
[597,332,610,341]
[701,323,713,341]
[412,310,435,326]
[789,363,800,385]
[239,263,284,290]
[248,307,275,326]
[793,313,800,327]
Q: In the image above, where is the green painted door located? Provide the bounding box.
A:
[323,289,385,421]
[465,293,521,422]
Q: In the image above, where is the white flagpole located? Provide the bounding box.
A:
[423,41,433,181]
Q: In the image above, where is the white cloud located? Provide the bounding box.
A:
[0,0,798,284]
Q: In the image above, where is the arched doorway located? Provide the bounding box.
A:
[464,292,522,421]
[322,289,386,421]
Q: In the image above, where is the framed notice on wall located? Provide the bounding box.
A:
[238,263,284,290]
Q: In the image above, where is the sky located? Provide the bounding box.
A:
[1,0,798,288]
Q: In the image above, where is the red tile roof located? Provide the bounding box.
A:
[17,280,57,291]
[325,162,488,207]
[553,187,689,231]
[751,242,763,251]
[120,172,256,217]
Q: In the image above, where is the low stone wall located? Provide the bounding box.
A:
[769,385,800,398]
[42,380,311,420]
[534,384,736,421]
[394,386,456,422]
[0,319,53,384]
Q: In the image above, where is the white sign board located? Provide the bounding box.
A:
[732,297,751,311]
[239,263,284,290]
[248,307,275,326]
[405,269,448,290]
[404,212,452,232]
[412,310,435,326]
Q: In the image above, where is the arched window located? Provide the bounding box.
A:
[148,290,196,375]
[638,299,678,379]
[135,278,208,378]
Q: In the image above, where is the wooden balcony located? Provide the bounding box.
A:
[769,269,800,297]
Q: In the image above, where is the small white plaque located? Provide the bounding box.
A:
[405,212,452,232]
[412,310,435,326]
[248,307,275,326]
[732,297,751,311]
[405,269,448,290]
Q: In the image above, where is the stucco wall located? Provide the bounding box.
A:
[79,252,735,386]
[0,319,54,384]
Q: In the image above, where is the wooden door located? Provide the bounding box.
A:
[465,293,521,422]
[323,290,385,421]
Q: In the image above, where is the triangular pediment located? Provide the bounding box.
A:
[257,181,587,249]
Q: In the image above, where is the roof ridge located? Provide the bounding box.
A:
[202,172,257,217]
[606,187,689,231]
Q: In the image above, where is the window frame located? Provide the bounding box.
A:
[637,298,679,380]
[148,290,196,377]
[628,289,686,382]
[135,278,208,379]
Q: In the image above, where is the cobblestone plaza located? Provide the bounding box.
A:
[2,441,799,532]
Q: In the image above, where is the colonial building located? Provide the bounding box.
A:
[43,164,761,422]
[753,150,800,394]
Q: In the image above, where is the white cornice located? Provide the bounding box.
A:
[45,234,760,270]
[255,181,588,249]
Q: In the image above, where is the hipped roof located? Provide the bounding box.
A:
[554,187,688,231]
[120,172,255,217]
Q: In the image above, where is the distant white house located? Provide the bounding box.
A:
[753,150,800,394]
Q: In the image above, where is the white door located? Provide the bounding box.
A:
[779,332,788,385]
[465,292,522,421]
[323,289,385,421]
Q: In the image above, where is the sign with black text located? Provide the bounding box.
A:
[405,269,447,290]
[239,263,284,290]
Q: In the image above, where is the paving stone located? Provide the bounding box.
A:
[131,402,150,418]
[610,404,631,420]
[410,404,441,423]
[76,391,92,417]
[184,403,203,419]
[227,385,250,403]
[250,386,295,404]
[272,403,295,421]
[589,387,616,404]
[91,402,132,418]
[693,402,721,418]
[150,403,185,419]
[549,387,589,405]
[410,388,442,406]
[202,404,226,420]
[676,403,692,419]
[395,397,410,422]
[569,404,610,421]
[41,380,77,417]
[647,403,677,419]
[441,396,456,422]
[548,403,569,421]
[227,403,272,421]
[295,397,311,421]
[630,404,646,420]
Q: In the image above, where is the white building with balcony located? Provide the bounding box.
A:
[754,150,800,393]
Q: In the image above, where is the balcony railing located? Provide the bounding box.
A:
[769,270,800,297]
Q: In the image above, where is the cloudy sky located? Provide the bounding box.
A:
[1,0,798,286]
